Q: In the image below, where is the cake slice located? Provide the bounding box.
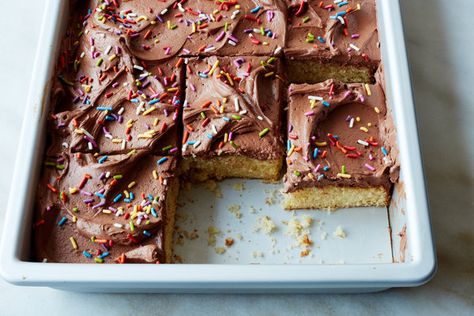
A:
[283,79,398,210]
[33,151,178,263]
[92,0,286,61]
[181,56,284,181]
[284,0,380,83]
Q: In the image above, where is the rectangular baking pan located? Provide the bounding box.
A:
[0,0,436,293]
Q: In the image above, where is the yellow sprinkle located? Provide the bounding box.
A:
[192,22,196,33]
[152,170,158,179]
[167,87,179,92]
[124,190,130,198]
[72,216,77,223]
[337,173,352,179]
[367,123,372,127]
[127,149,137,156]
[356,117,361,122]
[137,15,148,22]
[364,84,372,96]
[315,141,327,147]
[112,138,122,143]
[69,237,78,250]
[264,71,274,77]
[153,118,159,126]
[142,106,156,116]
[287,144,295,157]
[209,60,220,76]
[374,107,380,114]
[360,127,369,133]
[223,97,228,104]
[102,209,112,214]
[108,54,117,61]
[69,187,79,194]
[224,132,228,143]
[128,181,136,189]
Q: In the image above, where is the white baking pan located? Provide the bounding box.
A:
[0,0,436,293]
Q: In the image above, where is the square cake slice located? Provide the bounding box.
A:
[48,21,184,157]
[181,56,284,181]
[33,152,178,263]
[284,0,380,83]
[283,79,398,210]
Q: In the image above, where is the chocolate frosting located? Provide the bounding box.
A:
[284,79,398,192]
[284,0,380,66]
[92,0,287,61]
[182,56,284,160]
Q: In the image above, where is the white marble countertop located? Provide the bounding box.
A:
[0,0,472,315]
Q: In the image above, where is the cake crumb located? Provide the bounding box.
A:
[215,247,226,254]
[207,226,220,246]
[300,249,310,257]
[203,180,222,198]
[334,226,347,238]
[232,182,245,191]
[252,251,264,258]
[320,231,328,240]
[225,237,234,247]
[227,204,242,219]
[255,216,277,235]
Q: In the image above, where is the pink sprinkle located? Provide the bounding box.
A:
[351,34,360,39]
[369,154,375,161]
[305,111,315,116]
[314,164,321,173]
[190,83,196,92]
[365,163,375,171]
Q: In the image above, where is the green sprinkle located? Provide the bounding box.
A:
[230,141,238,149]
[224,22,229,32]
[129,221,135,232]
[94,257,104,263]
[56,164,65,170]
[342,165,347,174]
[162,145,172,151]
[231,114,241,120]
[294,171,302,177]
[303,16,310,23]
[306,32,315,43]
[113,175,123,180]
[72,207,79,213]
[96,58,103,67]
[200,112,206,119]
[259,128,270,138]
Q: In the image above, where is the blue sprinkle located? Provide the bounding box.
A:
[82,251,92,258]
[223,117,230,122]
[250,6,261,13]
[99,252,110,259]
[124,198,131,203]
[143,230,152,237]
[336,11,347,17]
[381,147,389,156]
[266,31,273,37]
[157,157,168,165]
[95,192,105,198]
[322,101,330,107]
[323,166,330,171]
[287,139,292,151]
[58,217,67,226]
[98,156,108,164]
[151,208,158,218]
[130,192,134,200]
[317,36,326,43]
[317,174,325,181]
[313,148,319,159]
[105,115,115,121]
[96,106,113,111]
[148,194,153,201]
[206,133,213,139]
[130,98,139,103]
[338,1,349,7]
[113,193,122,203]
[198,72,208,78]
[187,140,197,145]
[148,99,159,105]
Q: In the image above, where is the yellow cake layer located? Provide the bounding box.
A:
[287,60,373,84]
[282,185,389,210]
[164,177,179,263]
[181,156,283,181]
